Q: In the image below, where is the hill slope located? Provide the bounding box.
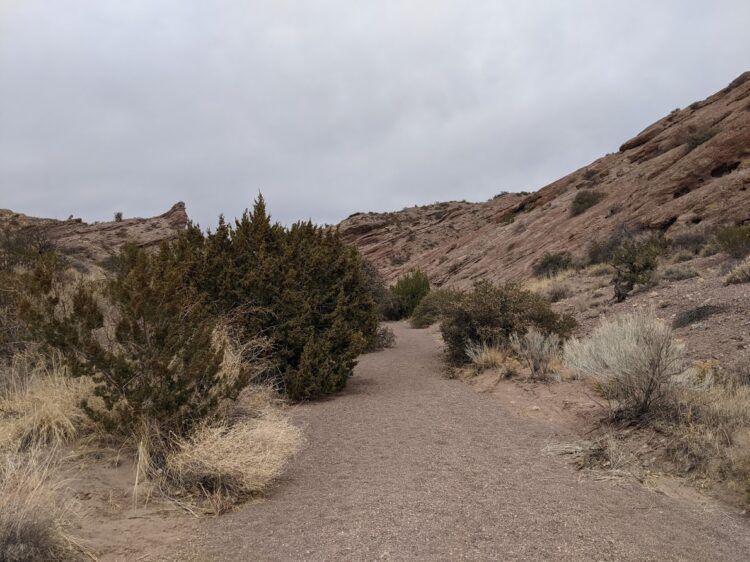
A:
[340,72,750,286]
[0,202,188,270]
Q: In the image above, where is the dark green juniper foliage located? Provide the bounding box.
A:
[23,244,229,437]
[173,195,378,401]
[610,234,665,302]
[388,269,430,319]
[532,251,573,278]
[19,195,379,423]
[440,281,576,365]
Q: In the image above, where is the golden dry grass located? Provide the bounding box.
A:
[0,447,76,561]
[166,404,303,512]
[465,342,506,371]
[0,353,95,452]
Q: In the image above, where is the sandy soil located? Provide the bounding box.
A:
[179,322,750,561]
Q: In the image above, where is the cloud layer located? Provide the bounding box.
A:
[1,1,748,227]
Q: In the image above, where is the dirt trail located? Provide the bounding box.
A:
[194,322,750,561]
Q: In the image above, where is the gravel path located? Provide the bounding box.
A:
[197,322,750,561]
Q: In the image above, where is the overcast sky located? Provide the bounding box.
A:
[0,1,748,227]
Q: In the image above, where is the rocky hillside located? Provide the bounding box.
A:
[0,202,188,270]
[340,72,750,287]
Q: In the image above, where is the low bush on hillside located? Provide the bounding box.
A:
[610,234,665,301]
[570,190,605,216]
[410,288,461,328]
[669,231,708,256]
[441,282,575,365]
[510,328,560,380]
[532,251,573,278]
[716,224,750,259]
[586,225,637,265]
[564,309,684,420]
[686,128,716,151]
[387,270,430,320]
[661,264,698,281]
[546,282,572,303]
[725,257,750,285]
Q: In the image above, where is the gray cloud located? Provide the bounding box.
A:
[1,0,748,227]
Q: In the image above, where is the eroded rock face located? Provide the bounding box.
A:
[340,73,750,287]
[0,202,188,269]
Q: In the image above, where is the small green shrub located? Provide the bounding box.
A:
[389,270,430,319]
[440,282,575,365]
[611,235,665,302]
[716,225,750,258]
[365,326,396,352]
[687,129,716,151]
[669,232,708,255]
[725,258,750,285]
[410,288,461,328]
[672,304,728,329]
[570,190,605,216]
[23,245,231,440]
[114,211,123,222]
[532,251,573,278]
[587,225,637,265]
[661,265,698,281]
[546,282,571,303]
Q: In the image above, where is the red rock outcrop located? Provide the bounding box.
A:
[340,72,750,287]
[0,202,188,269]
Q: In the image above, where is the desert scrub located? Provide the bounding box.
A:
[0,353,95,451]
[388,269,430,320]
[164,398,302,513]
[0,449,76,561]
[441,281,575,365]
[716,224,750,258]
[546,282,571,303]
[661,264,698,281]
[365,325,396,352]
[410,288,461,328]
[510,328,560,380]
[610,234,665,301]
[725,257,750,285]
[564,309,685,420]
[570,190,605,216]
[464,341,506,371]
[669,231,708,256]
[532,251,573,278]
[686,128,716,151]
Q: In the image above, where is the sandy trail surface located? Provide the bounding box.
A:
[193,322,750,561]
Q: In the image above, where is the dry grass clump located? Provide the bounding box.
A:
[510,328,560,380]
[661,264,699,281]
[724,257,750,285]
[465,342,506,371]
[0,353,95,451]
[165,401,302,513]
[669,384,750,500]
[168,418,302,506]
[0,449,76,561]
[564,309,685,419]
